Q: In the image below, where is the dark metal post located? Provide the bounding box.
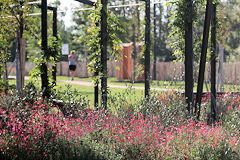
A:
[153,3,157,80]
[52,8,57,87]
[195,0,213,119]
[132,24,137,82]
[211,2,217,122]
[94,72,99,109]
[145,0,151,100]
[101,0,108,109]
[41,0,49,98]
[16,1,24,92]
[16,32,20,92]
[158,3,162,44]
[184,0,194,113]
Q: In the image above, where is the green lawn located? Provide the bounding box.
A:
[7,78,147,105]
[7,76,240,105]
[57,76,238,91]
[56,81,147,106]
[57,76,185,89]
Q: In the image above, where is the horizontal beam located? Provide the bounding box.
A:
[74,0,95,6]
[37,4,56,11]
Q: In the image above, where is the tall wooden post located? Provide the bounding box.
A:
[195,0,213,119]
[41,0,49,98]
[101,0,108,109]
[144,0,151,99]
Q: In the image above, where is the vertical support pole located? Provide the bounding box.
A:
[94,21,99,109]
[132,24,137,82]
[158,3,162,45]
[3,49,7,81]
[185,0,194,113]
[153,3,157,80]
[16,1,24,92]
[19,38,26,89]
[136,0,140,37]
[41,0,49,97]
[52,8,57,87]
[195,0,213,119]
[19,1,25,90]
[94,72,99,109]
[16,32,20,92]
[145,0,151,100]
[217,45,224,91]
[101,0,108,109]
[211,2,217,122]
[122,0,126,17]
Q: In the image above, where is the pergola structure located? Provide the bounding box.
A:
[14,1,58,91]
[40,0,151,109]
[40,0,96,98]
[13,0,151,109]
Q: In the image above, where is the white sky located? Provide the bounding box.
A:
[47,0,164,28]
[48,0,81,28]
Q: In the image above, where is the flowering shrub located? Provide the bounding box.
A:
[0,88,239,159]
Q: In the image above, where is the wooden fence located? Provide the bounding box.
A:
[6,61,240,84]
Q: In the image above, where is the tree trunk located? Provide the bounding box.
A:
[101,0,108,109]
[210,2,217,122]
[195,0,213,119]
[184,0,194,113]
[144,0,151,100]
[41,0,49,98]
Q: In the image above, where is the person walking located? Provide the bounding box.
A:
[68,50,79,80]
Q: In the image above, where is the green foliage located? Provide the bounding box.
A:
[54,84,90,117]
[29,36,61,89]
[218,0,240,61]
[168,0,204,62]
[0,79,16,94]
[81,0,124,82]
[0,87,240,159]
[0,0,37,55]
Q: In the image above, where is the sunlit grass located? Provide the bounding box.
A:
[7,76,240,105]
[56,76,239,91]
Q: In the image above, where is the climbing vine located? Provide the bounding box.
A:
[168,0,204,62]
[83,0,124,81]
[29,36,61,89]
